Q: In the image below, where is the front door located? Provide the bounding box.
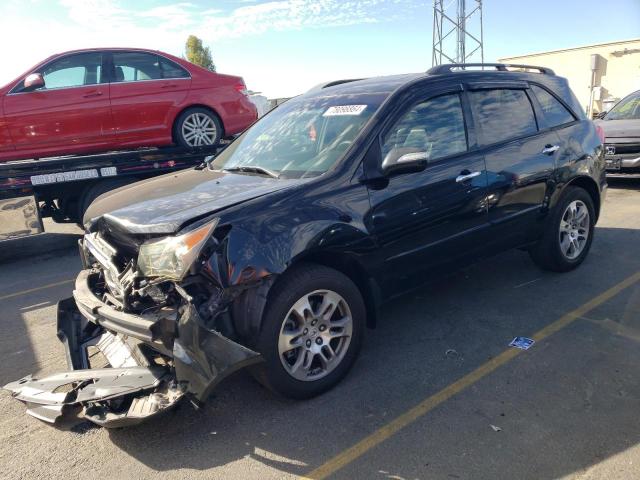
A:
[365,90,489,295]
[3,51,112,157]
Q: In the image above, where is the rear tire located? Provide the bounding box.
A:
[252,263,365,399]
[174,107,222,148]
[529,186,595,272]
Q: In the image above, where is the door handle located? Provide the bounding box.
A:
[456,171,481,183]
[161,84,178,89]
[542,144,560,155]
[83,91,103,98]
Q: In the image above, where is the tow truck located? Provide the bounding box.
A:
[0,144,225,241]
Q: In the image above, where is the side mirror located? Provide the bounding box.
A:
[381,147,428,176]
[23,73,45,91]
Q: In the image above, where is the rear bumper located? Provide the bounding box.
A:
[3,270,262,428]
[605,153,640,171]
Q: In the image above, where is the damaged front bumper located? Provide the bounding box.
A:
[4,270,262,428]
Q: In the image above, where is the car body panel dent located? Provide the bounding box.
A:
[209,179,378,285]
[173,302,262,402]
[550,121,605,217]
[85,168,307,233]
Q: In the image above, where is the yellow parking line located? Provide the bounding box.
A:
[303,270,640,480]
[0,279,74,302]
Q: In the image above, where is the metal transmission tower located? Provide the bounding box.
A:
[432,0,484,66]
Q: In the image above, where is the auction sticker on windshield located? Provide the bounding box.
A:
[323,105,367,116]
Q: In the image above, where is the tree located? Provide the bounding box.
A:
[184,35,216,72]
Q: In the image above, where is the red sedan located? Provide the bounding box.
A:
[0,48,258,162]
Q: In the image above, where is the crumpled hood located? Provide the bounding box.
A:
[595,119,640,140]
[85,168,304,234]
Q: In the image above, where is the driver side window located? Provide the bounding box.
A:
[41,52,104,90]
[382,93,468,164]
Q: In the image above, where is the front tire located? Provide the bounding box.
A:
[174,107,222,147]
[529,186,595,272]
[253,264,365,399]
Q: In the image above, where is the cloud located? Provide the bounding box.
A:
[56,0,419,41]
[197,1,381,39]
[59,0,128,26]
[0,0,425,95]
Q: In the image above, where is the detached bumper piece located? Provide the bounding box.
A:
[4,366,181,428]
[4,299,184,428]
[4,272,262,428]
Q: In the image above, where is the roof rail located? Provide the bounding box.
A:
[427,63,555,75]
[306,78,365,93]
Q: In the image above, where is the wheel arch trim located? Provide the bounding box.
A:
[283,253,381,329]
[560,175,602,221]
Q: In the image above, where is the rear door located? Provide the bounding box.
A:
[107,51,191,146]
[365,87,489,294]
[3,52,112,156]
[467,83,559,247]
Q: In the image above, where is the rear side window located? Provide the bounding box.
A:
[382,93,468,163]
[469,89,538,146]
[112,52,162,82]
[531,85,575,127]
[160,58,190,79]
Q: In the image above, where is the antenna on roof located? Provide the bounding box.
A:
[432,0,484,67]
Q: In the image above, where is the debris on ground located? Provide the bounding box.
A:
[509,337,535,350]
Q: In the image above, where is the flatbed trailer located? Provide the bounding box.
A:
[0,144,224,241]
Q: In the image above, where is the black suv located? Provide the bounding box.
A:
[6,64,606,427]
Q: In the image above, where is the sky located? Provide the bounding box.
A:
[0,0,638,98]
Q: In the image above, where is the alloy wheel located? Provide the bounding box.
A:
[278,289,353,382]
[559,200,590,260]
[181,113,217,146]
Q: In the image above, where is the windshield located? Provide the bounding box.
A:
[211,92,387,178]
[605,91,640,120]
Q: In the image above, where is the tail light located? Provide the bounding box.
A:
[595,124,605,144]
[234,80,249,96]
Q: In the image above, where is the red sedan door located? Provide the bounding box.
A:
[108,51,191,148]
[3,52,113,159]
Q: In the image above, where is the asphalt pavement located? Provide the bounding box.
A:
[0,179,639,480]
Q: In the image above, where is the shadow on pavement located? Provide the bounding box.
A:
[105,225,640,479]
[607,176,640,191]
[0,231,81,264]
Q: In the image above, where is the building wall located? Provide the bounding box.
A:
[499,39,640,114]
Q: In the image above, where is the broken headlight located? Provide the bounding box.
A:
[137,218,219,280]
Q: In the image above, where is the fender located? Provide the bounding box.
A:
[549,121,605,220]
[202,219,379,338]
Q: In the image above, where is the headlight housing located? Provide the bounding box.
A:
[137,218,219,280]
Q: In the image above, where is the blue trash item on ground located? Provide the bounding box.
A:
[509,336,535,350]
